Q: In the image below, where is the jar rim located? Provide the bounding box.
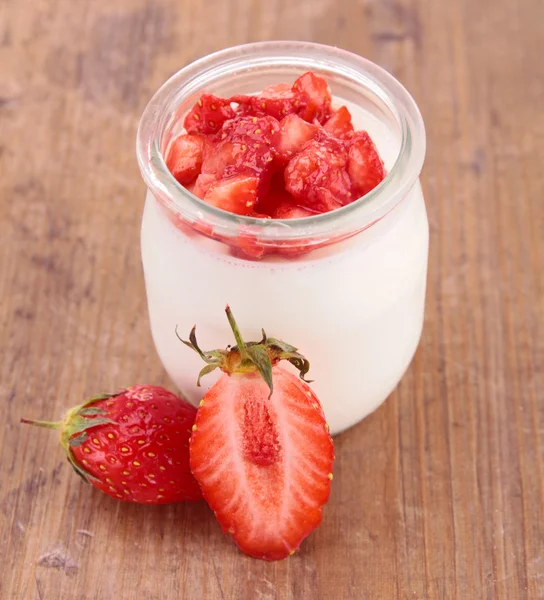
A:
[136,41,426,243]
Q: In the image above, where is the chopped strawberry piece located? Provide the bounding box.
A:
[192,173,216,199]
[219,114,280,146]
[231,83,304,121]
[166,134,205,185]
[273,114,318,163]
[348,131,386,197]
[284,133,353,212]
[254,172,293,216]
[203,174,259,215]
[184,94,235,135]
[200,139,236,179]
[292,72,332,124]
[230,230,267,260]
[203,115,279,181]
[272,201,316,219]
[324,106,354,140]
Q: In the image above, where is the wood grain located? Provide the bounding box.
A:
[1,0,543,598]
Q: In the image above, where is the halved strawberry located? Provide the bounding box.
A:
[184,94,235,135]
[324,106,354,140]
[203,174,259,215]
[348,131,386,197]
[284,132,353,212]
[183,307,334,560]
[292,72,332,124]
[166,134,205,185]
[273,114,318,164]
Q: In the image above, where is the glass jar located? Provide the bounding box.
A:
[136,41,427,435]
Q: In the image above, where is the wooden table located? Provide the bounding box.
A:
[1,0,542,598]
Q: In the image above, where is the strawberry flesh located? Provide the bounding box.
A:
[292,72,332,124]
[272,201,316,220]
[184,94,235,135]
[273,114,318,164]
[212,114,280,179]
[324,106,354,140]
[232,83,303,121]
[192,173,216,199]
[166,134,205,185]
[284,132,353,212]
[203,174,260,215]
[190,367,334,560]
[348,131,386,197]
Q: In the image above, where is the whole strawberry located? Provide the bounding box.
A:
[21,385,202,503]
[182,307,334,560]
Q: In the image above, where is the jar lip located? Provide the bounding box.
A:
[136,41,425,241]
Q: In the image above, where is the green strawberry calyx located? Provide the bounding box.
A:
[21,393,120,482]
[178,305,311,398]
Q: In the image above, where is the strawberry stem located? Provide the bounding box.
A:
[225,305,248,358]
[20,418,61,430]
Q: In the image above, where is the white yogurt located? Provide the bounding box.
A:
[140,102,428,434]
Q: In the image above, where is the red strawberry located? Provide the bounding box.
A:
[348,131,386,196]
[273,114,318,163]
[292,72,332,124]
[166,134,205,185]
[197,115,279,191]
[200,139,237,179]
[284,132,353,212]
[230,229,268,260]
[272,201,316,219]
[21,386,201,504]
[324,106,354,140]
[203,174,260,215]
[183,307,334,561]
[232,83,303,121]
[184,94,235,135]
[192,173,216,199]
[214,114,280,177]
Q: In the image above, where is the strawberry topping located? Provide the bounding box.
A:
[273,114,318,164]
[166,134,205,185]
[231,83,303,121]
[348,131,386,197]
[184,94,235,135]
[284,132,353,212]
[292,72,332,124]
[324,106,354,140]
[165,72,387,256]
[203,174,260,215]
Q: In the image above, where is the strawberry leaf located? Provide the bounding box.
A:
[197,363,220,386]
[282,354,312,382]
[176,325,227,365]
[266,337,298,353]
[246,345,274,397]
[69,432,88,447]
[81,393,116,408]
[78,407,107,416]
